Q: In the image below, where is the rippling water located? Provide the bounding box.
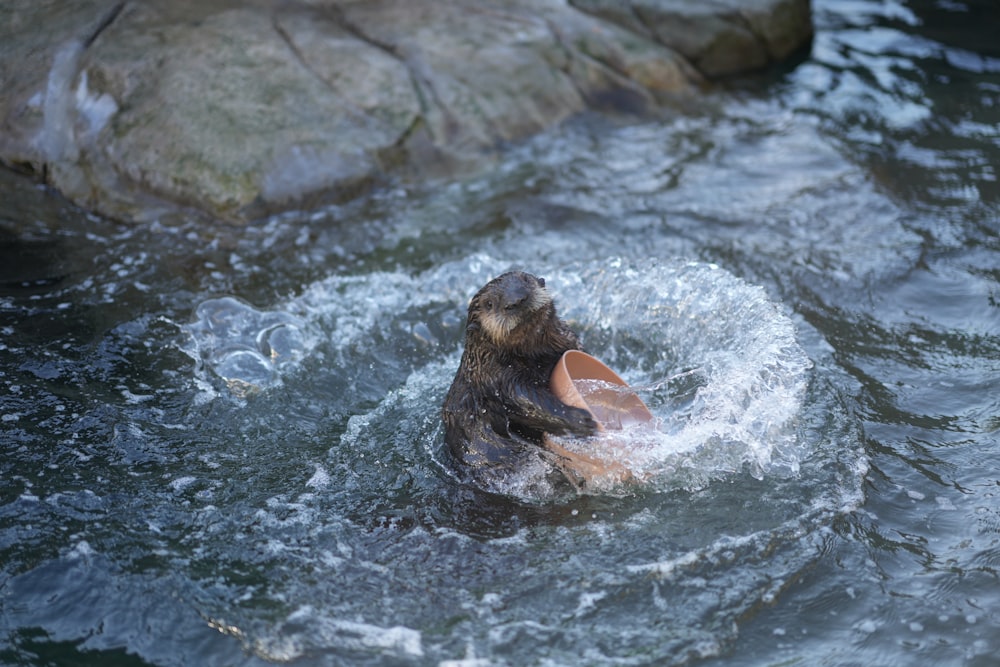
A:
[2,0,998,664]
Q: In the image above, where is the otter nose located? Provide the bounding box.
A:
[501,280,530,310]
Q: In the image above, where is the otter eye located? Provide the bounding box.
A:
[483,299,493,311]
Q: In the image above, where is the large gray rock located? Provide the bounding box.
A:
[0,0,811,223]
[571,0,812,76]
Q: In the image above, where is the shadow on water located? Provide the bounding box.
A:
[0,233,73,297]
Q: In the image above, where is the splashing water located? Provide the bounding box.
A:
[180,296,314,397]
[163,253,865,664]
[6,3,996,660]
[546,259,812,493]
[184,255,815,500]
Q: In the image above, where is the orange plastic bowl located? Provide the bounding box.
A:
[550,350,653,430]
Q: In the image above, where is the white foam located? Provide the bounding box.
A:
[257,606,424,660]
[855,619,878,634]
[168,476,197,492]
[439,658,493,667]
[68,539,95,560]
[305,464,330,489]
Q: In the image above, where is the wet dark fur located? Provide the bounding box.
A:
[442,271,597,481]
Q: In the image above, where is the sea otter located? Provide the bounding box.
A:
[442,271,597,489]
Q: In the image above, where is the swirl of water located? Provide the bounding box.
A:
[307,254,816,499]
[180,255,814,497]
[545,258,813,493]
[161,253,862,664]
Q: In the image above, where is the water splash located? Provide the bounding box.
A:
[545,258,813,493]
[245,253,814,500]
[180,296,313,396]
[182,255,812,497]
[155,252,867,663]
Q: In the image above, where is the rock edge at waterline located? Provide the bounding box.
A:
[0,0,811,223]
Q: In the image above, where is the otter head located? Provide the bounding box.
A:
[466,271,555,348]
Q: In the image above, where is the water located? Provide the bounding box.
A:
[1,0,998,664]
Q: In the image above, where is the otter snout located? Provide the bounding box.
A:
[500,279,531,311]
[496,272,549,313]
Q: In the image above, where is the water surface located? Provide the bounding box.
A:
[2,0,998,665]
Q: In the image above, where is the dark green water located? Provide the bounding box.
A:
[2,0,998,665]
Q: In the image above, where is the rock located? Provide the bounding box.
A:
[0,0,812,223]
[571,0,812,77]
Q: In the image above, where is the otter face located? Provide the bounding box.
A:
[469,271,553,345]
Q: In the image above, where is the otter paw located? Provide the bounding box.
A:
[565,407,598,437]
